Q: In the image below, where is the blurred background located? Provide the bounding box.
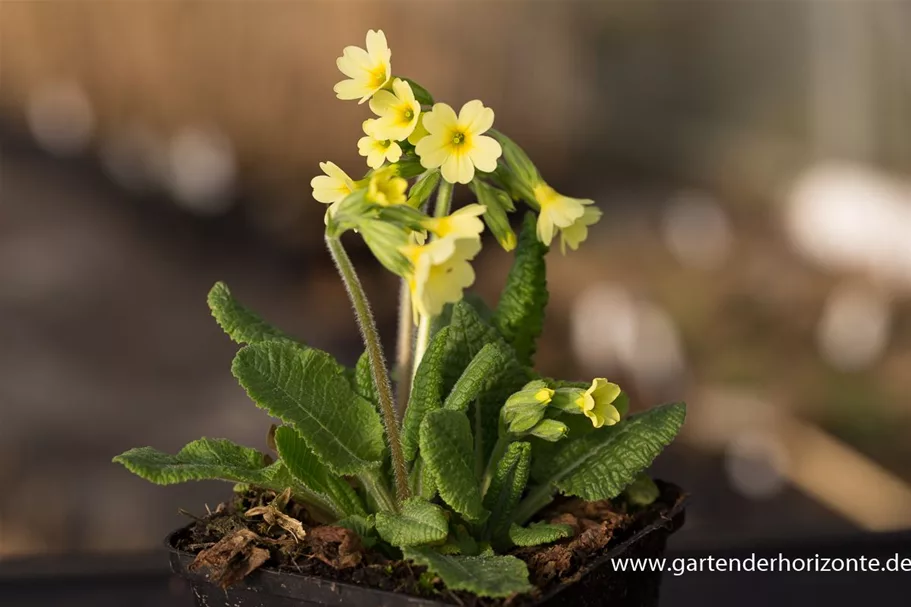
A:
[2,0,911,562]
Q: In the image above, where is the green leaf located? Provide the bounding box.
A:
[353,351,379,407]
[208,282,293,346]
[494,214,548,366]
[375,498,449,547]
[408,457,438,501]
[482,441,531,541]
[273,426,367,518]
[403,548,532,598]
[447,303,530,475]
[531,403,686,501]
[113,438,277,486]
[443,341,514,413]
[508,522,574,547]
[419,410,487,523]
[402,327,451,462]
[442,302,505,390]
[232,342,386,476]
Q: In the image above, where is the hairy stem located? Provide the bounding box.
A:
[394,279,413,420]
[411,180,454,376]
[325,234,410,507]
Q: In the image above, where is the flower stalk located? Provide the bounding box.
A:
[325,234,410,506]
[411,179,454,374]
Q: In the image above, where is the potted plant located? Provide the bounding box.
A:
[114,30,687,606]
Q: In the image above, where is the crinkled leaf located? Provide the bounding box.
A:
[482,441,531,541]
[403,548,532,598]
[419,409,487,523]
[447,303,530,474]
[443,341,513,413]
[402,327,451,462]
[442,302,505,390]
[494,214,548,366]
[208,282,294,346]
[273,426,367,518]
[113,438,277,486]
[508,522,574,547]
[232,342,385,476]
[375,498,449,547]
[531,403,686,501]
[408,457,438,501]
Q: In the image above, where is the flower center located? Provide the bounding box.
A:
[379,140,391,149]
[403,108,415,121]
[451,131,466,146]
[369,65,388,88]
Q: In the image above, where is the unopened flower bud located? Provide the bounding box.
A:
[359,219,412,276]
[407,169,441,208]
[490,130,540,192]
[470,180,517,251]
[528,419,568,442]
[503,380,554,434]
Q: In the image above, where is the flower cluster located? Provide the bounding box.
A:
[311,29,604,320]
[502,378,627,438]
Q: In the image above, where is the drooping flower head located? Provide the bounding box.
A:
[533,183,597,249]
[334,30,392,104]
[399,236,482,318]
[311,161,356,205]
[559,205,603,254]
[358,119,403,169]
[366,168,408,206]
[415,101,502,184]
[369,78,421,142]
[421,203,486,240]
[577,378,624,428]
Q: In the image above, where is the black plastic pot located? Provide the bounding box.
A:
[168,495,686,607]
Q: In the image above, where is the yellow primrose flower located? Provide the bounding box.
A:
[407,114,429,146]
[311,161,356,205]
[369,78,421,142]
[334,29,392,104]
[358,120,402,170]
[415,100,502,184]
[533,183,593,247]
[421,204,486,240]
[366,169,408,206]
[575,378,623,428]
[559,205,602,254]
[400,236,481,317]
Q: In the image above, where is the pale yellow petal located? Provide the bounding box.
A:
[467,135,502,173]
[337,47,373,76]
[392,78,415,104]
[458,100,495,134]
[365,30,390,62]
[422,103,458,134]
[415,132,452,169]
[536,211,556,245]
[334,79,370,101]
[442,151,474,184]
[386,142,403,164]
[369,90,398,116]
